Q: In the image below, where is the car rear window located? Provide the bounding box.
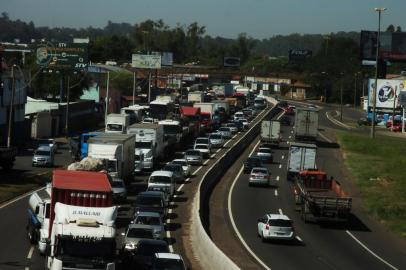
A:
[268,219,292,227]
[138,242,169,255]
[259,148,272,153]
[252,169,267,174]
[127,228,153,238]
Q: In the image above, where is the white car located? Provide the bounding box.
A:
[152,253,187,270]
[184,149,203,165]
[194,137,212,150]
[208,133,224,148]
[171,159,191,177]
[257,214,295,241]
[226,123,238,134]
[194,143,211,158]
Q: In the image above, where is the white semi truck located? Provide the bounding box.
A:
[260,120,281,146]
[46,203,117,270]
[87,134,135,181]
[105,113,130,134]
[127,123,165,170]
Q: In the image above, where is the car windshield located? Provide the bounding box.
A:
[135,216,161,226]
[186,150,200,156]
[227,123,236,127]
[196,138,208,144]
[164,165,181,172]
[268,219,293,227]
[247,157,261,164]
[195,145,208,150]
[219,127,229,132]
[173,160,187,166]
[35,150,50,156]
[259,148,272,154]
[138,243,169,255]
[252,169,267,174]
[136,141,152,148]
[111,181,124,188]
[127,228,153,238]
[136,196,163,207]
[153,258,184,270]
[210,134,222,139]
[107,124,123,131]
[150,175,172,184]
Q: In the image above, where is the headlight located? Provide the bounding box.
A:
[125,243,136,250]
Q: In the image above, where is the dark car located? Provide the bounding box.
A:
[357,117,377,126]
[243,156,263,173]
[135,191,167,218]
[233,120,244,131]
[279,101,288,108]
[133,239,170,269]
[280,116,291,126]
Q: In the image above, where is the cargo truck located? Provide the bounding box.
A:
[194,103,217,131]
[293,170,352,223]
[294,107,319,141]
[260,120,281,146]
[87,134,135,181]
[187,91,204,103]
[287,142,317,181]
[0,146,17,170]
[45,170,116,270]
[105,113,130,134]
[127,123,165,170]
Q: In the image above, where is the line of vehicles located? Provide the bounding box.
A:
[247,103,352,243]
[26,85,268,270]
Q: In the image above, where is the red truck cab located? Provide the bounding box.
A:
[180,106,203,136]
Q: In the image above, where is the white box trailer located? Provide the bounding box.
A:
[294,108,319,141]
[188,91,204,103]
[193,102,216,116]
[287,142,317,180]
[261,120,281,145]
[87,134,135,181]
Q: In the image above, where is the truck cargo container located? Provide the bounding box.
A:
[87,134,135,181]
[294,170,352,223]
[105,113,130,134]
[224,84,235,97]
[261,120,281,146]
[187,91,204,103]
[294,107,319,141]
[287,142,317,180]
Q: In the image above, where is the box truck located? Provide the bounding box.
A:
[294,108,319,141]
[261,120,281,146]
[287,142,317,180]
[105,113,130,134]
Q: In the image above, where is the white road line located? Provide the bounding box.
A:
[278,208,283,215]
[318,132,332,143]
[27,245,34,259]
[176,184,185,192]
[25,267,29,270]
[210,154,216,158]
[274,190,278,196]
[288,136,292,139]
[216,149,221,153]
[281,155,285,160]
[228,165,272,270]
[276,176,280,181]
[295,236,303,242]
[0,186,46,210]
[192,166,203,175]
[325,111,352,129]
[224,140,231,147]
[232,134,238,139]
[346,231,399,270]
[203,159,209,165]
[279,164,282,169]
[291,130,293,134]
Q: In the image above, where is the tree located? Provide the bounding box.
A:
[396,26,402,32]
[387,24,395,32]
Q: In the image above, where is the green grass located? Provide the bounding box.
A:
[336,132,406,237]
[0,172,51,204]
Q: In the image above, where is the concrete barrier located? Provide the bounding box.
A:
[189,97,280,269]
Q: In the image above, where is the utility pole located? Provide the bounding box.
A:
[7,65,16,148]
[371,7,386,138]
[65,75,70,136]
[105,71,110,126]
[354,73,357,107]
[132,71,136,106]
[148,71,152,103]
[340,77,344,121]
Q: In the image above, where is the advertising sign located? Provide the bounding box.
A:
[288,49,312,64]
[36,42,88,70]
[368,79,406,109]
[131,54,161,69]
[360,30,406,62]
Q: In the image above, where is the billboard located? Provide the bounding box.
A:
[223,57,240,67]
[368,79,406,109]
[131,54,161,69]
[35,42,88,70]
[288,49,312,64]
[360,30,406,62]
[161,52,173,66]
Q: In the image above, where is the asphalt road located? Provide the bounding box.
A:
[228,105,406,270]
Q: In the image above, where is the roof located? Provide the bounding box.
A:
[129,123,160,129]
[154,253,182,260]
[52,170,111,192]
[150,170,174,177]
[267,214,291,220]
[181,106,200,115]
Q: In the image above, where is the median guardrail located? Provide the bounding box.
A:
[189,97,280,269]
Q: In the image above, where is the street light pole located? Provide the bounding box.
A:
[371,7,386,138]
[6,65,16,148]
[105,71,110,127]
[340,77,343,121]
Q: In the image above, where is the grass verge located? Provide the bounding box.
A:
[336,131,406,237]
[0,171,51,204]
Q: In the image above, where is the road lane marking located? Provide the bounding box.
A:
[276,176,280,181]
[27,245,34,259]
[278,208,283,215]
[274,190,278,196]
[203,160,209,165]
[291,130,293,134]
[279,164,282,169]
[295,236,303,242]
[216,149,221,153]
[210,154,216,158]
[281,155,285,160]
[346,231,398,270]
[25,267,29,270]
[0,186,45,210]
[318,131,333,143]
[228,164,272,270]
[192,166,203,175]
[288,136,292,139]
[325,111,352,129]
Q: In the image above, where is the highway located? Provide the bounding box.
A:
[226,103,406,270]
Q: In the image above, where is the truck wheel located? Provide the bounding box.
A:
[27,227,37,244]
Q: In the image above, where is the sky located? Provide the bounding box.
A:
[2,0,405,39]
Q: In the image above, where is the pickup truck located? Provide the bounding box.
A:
[0,146,17,170]
[293,170,352,223]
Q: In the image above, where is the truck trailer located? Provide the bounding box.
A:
[294,107,319,141]
[260,120,281,146]
[287,142,317,180]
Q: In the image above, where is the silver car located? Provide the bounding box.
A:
[110,178,127,202]
[163,163,184,182]
[184,149,203,165]
[257,147,273,163]
[172,159,191,177]
[32,146,54,167]
[133,212,165,240]
[218,127,232,139]
[226,123,238,134]
[121,224,154,253]
[208,133,224,148]
[249,167,270,186]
